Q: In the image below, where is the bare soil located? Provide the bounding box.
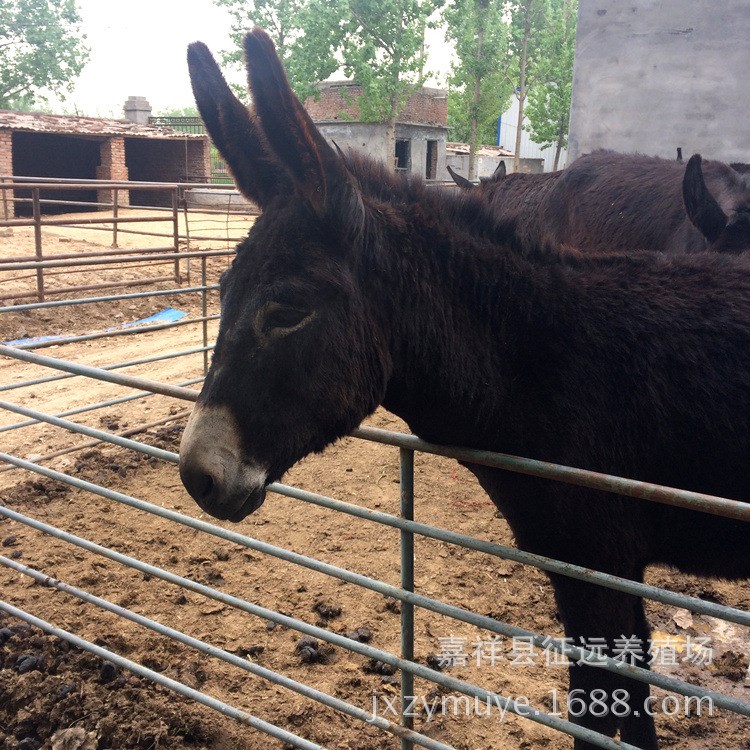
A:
[0,214,748,750]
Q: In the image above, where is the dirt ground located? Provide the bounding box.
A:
[0,212,748,750]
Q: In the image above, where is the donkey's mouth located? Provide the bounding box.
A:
[224,486,267,522]
[181,460,268,522]
[179,402,269,522]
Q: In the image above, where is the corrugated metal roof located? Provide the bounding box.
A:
[446,142,514,157]
[0,110,206,139]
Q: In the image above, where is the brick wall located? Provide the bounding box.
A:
[305,84,447,126]
[400,88,448,127]
[0,130,209,217]
[96,136,129,208]
[186,139,211,183]
[0,130,13,217]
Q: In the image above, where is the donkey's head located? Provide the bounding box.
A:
[179,30,392,521]
[683,154,750,253]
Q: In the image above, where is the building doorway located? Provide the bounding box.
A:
[426,140,438,179]
[395,139,411,171]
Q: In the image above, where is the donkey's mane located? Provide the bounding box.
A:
[338,149,738,276]
[339,148,571,264]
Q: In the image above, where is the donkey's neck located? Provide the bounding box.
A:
[366,195,564,455]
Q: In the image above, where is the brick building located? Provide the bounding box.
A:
[0,108,210,217]
[304,82,449,179]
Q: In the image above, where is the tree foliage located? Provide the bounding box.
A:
[214,0,341,101]
[444,0,512,177]
[524,0,576,169]
[505,0,551,169]
[444,0,576,173]
[0,0,89,109]
[336,0,440,127]
[215,0,441,163]
[154,106,200,118]
[213,0,576,173]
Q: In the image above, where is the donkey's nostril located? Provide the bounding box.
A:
[181,466,216,504]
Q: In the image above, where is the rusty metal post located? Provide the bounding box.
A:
[112,188,119,248]
[202,255,209,375]
[172,188,181,283]
[399,447,415,750]
[181,189,191,284]
[32,187,44,302]
[1,178,8,221]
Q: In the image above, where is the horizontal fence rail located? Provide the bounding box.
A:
[0,602,326,750]
[0,222,748,749]
[0,176,250,302]
[1,345,748,749]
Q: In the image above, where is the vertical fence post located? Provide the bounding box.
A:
[201,255,209,376]
[172,188,181,283]
[399,447,415,750]
[181,191,191,285]
[1,178,8,221]
[32,187,44,302]
[112,188,119,248]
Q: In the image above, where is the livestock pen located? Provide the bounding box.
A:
[0,181,748,750]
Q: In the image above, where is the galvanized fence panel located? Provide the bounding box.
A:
[0,177,252,301]
[0,217,748,749]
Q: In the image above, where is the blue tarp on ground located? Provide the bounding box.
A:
[4,308,188,346]
[108,307,187,329]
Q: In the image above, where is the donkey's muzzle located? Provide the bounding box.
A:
[179,403,268,521]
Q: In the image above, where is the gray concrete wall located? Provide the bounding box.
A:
[446,154,544,178]
[316,122,391,164]
[568,0,750,163]
[316,121,448,179]
[445,154,501,179]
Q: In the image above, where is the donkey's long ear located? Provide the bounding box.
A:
[492,161,507,180]
[187,42,284,208]
[447,165,474,190]
[243,28,357,219]
[683,154,728,243]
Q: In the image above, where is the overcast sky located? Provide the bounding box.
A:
[63,0,237,118]
[61,0,450,119]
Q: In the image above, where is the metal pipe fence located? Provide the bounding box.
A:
[0,177,250,301]
[0,216,748,748]
[0,339,748,749]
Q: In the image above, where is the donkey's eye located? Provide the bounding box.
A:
[255,302,314,338]
[265,306,309,330]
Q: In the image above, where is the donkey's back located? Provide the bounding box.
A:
[477,150,750,255]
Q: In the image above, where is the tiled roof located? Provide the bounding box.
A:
[446,142,514,157]
[0,110,206,139]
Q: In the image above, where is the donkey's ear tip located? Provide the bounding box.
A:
[187,41,211,64]
[245,27,271,45]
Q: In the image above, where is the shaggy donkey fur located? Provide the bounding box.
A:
[449,150,750,255]
[179,30,750,750]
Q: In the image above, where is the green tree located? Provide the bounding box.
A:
[524,0,576,170]
[505,0,549,171]
[154,106,200,118]
[0,0,89,109]
[215,0,442,168]
[214,0,341,100]
[444,0,512,178]
[335,0,442,160]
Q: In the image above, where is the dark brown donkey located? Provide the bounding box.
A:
[449,150,750,255]
[179,29,750,750]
